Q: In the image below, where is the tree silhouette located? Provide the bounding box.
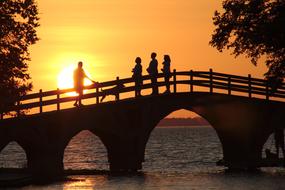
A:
[0,0,39,114]
[210,0,285,82]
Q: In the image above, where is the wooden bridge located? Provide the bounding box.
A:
[1,69,285,119]
[1,69,285,177]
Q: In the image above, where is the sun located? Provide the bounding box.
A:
[57,65,93,94]
[58,65,75,90]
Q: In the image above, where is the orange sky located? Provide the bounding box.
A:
[28,0,268,117]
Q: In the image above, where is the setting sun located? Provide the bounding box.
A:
[57,64,93,91]
[58,65,75,90]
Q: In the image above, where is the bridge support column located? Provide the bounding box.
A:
[106,136,143,172]
[0,128,11,152]
[0,139,9,153]
[215,124,267,170]
[221,136,263,169]
[27,148,64,178]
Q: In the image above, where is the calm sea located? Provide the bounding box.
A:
[1,126,285,190]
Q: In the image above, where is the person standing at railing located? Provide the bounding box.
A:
[147,52,158,95]
[132,57,143,97]
[161,55,171,93]
[73,61,96,107]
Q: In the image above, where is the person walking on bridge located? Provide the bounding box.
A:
[147,52,158,95]
[132,57,143,97]
[73,61,95,107]
[161,55,171,93]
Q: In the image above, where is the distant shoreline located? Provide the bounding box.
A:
[157,117,209,127]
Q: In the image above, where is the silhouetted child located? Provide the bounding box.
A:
[161,55,171,93]
[132,57,143,97]
[73,61,95,107]
[147,52,158,95]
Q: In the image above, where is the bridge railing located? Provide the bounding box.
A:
[1,69,285,120]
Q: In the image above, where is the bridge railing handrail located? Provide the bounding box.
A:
[193,70,285,91]
[18,70,281,101]
[20,74,163,101]
[193,71,273,86]
[4,80,174,112]
[2,69,285,119]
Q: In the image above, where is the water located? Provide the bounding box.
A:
[1,126,285,190]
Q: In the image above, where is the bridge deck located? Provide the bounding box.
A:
[1,69,285,120]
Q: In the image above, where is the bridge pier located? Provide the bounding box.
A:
[219,131,264,169]
[26,148,64,178]
[105,135,143,172]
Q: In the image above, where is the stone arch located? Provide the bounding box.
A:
[139,93,279,169]
[139,94,223,135]
[261,128,284,160]
[260,109,285,160]
[151,107,213,130]
[0,141,27,168]
[262,133,275,156]
[63,130,108,170]
[143,108,223,170]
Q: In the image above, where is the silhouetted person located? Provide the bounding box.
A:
[274,128,285,159]
[132,57,143,97]
[147,52,158,95]
[73,61,95,107]
[161,55,171,93]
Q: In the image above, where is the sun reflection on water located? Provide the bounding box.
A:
[63,178,95,190]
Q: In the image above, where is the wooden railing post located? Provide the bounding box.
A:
[248,74,252,98]
[116,77,120,101]
[173,69,177,93]
[39,89,43,113]
[57,88,60,111]
[190,70,193,93]
[16,100,20,117]
[209,69,213,94]
[266,83,269,100]
[96,86,99,104]
[228,76,231,95]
